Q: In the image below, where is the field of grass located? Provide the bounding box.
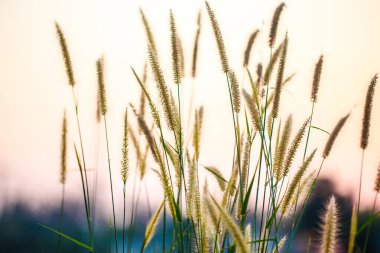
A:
[42,2,379,252]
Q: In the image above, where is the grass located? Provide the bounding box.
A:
[45,2,379,253]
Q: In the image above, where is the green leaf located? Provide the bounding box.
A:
[38,223,92,251]
[357,211,380,235]
[310,125,330,135]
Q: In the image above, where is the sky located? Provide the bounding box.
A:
[0,0,380,219]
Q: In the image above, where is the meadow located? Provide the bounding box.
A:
[40,1,380,252]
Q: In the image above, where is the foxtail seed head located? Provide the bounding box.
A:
[269,3,286,48]
[361,74,378,149]
[96,57,107,116]
[55,22,75,86]
[205,1,229,73]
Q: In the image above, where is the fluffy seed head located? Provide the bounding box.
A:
[121,109,129,185]
[140,8,158,58]
[205,1,229,73]
[170,10,181,84]
[243,30,259,67]
[256,63,263,86]
[148,46,176,132]
[274,114,293,180]
[272,33,288,119]
[269,3,286,48]
[361,74,378,149]
[320,196,339,253]
[282,117,310,177]
[242,89,262,132]
[263,44,282,85]
[281,149,316,215]
[60,111,67,184]
[374,163,380,192]
[55,22,75,86]
[96,57,107,115]
[311,55,324,102]
[192,10,202,78]
[229,70,241,113]
[323,113,350,158]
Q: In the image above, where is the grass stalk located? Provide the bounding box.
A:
[363,192,378,252]
[303,102,315,161]
[103,116,118,253]
[57,184,66,253]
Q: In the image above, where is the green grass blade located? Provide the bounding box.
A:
[38,223,93,251]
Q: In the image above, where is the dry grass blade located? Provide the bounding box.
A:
[269,3,286,48]
[322,113,350,158]
[141,201,164,252]
[60,111,67,184]
[320,196,339,253]
[361,74,377,149]
[55,22,75,86]
[205,1,229,73]
[243,29,259,67]
[96,57,107,116]
[121,109,129,185]
[311,55,324,103]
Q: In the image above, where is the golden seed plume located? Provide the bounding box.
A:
[208,197,249,253]
[229,70,241,113]
[243,29,259,67]
[165,141,181,189]
[140,8,158,58]
[311,55,324,103]
[274,114,293,180]
[361,74,378,149]
[256,63,263,86]
[348,205,357,253]
[242,89,262,132]
[55,22,75,86]
[60,111,67,184]
[205,1,229,73]
[148,47,177,132]
[282,117,310,177]
[177,36,185,78]
[141,201,164,252]
[323,113,350,158]
[272,33,288,119]
[263,43,282,85]
[121,108,129,185]
[281,149,316,215]
[269,3,286,48]
[374,163,380,192]
[192,10,202,78]
[130,104,159,163]
[131,67,161,129]
[96,57,107,116]
[274,235,287,253]
[170,10,181,84]
[320,196,339,253]
[139,63,148,133]
[128,124,144,179]
[193,107,204,161]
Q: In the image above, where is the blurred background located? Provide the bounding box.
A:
[0,0,380,252]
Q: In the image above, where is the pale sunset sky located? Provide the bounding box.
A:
[0,0,379,217]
